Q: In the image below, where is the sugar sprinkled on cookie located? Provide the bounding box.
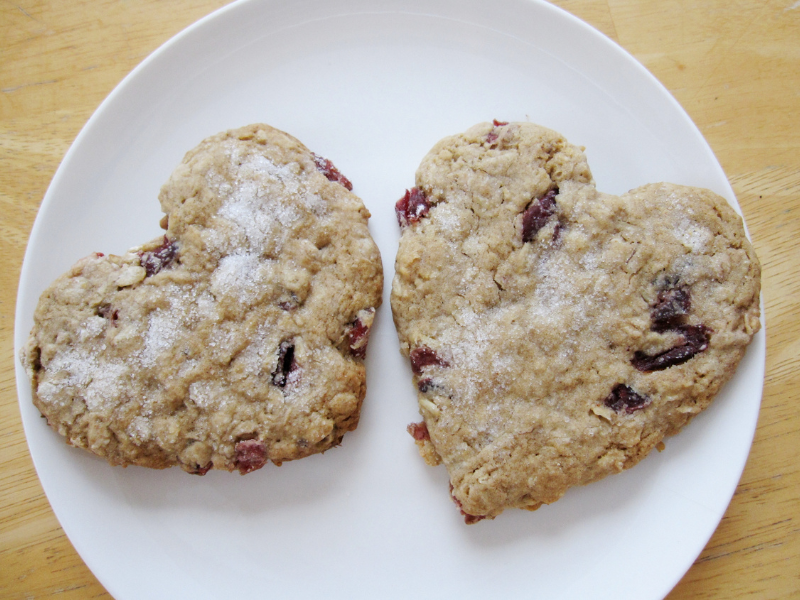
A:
[22,123,383,474]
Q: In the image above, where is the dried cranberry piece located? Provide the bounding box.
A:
[409,346,449,375]
[462,513,485,525]
[677,324,711,346]
[396,187,432,227]
[138,236,178,277]
[407,421,430,442]
[347,322,369,358]
[271,340,298,387]
[486,120,510,144]
[521,189,558,243]
[651,286,691,330]
[234,440,267,474]
[346,310,374,359]
[449,483,486,525]
[632,324,712,371]
[189,462,213,476]
[312,153,353,191]
[604,384,650,414]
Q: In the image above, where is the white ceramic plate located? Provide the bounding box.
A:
[15,1,765,599]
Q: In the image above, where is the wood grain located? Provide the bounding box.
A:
[1,1,798,598]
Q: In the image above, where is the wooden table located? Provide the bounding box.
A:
[1,1,798,598]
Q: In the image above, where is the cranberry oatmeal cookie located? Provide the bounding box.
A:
[392,121,760,522]
[22,124,383,474]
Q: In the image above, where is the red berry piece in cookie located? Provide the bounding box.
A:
[604,384,651,414]
[651,285,691,330]
[632,324,712,371]
[486,119,510,145]
[312,153,353,191]
[409,346,449,375]
[138,236,178,277]
[396,188,432,227]
[522,189,558,243]
[346,307,376,359]
[407,421,430,441]
[234,440,267,474]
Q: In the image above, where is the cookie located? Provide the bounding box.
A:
[21,123,383,474]
[391,121,760,521]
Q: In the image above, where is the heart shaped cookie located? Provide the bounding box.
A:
[22,124,383,474]
[391,121,760,521]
